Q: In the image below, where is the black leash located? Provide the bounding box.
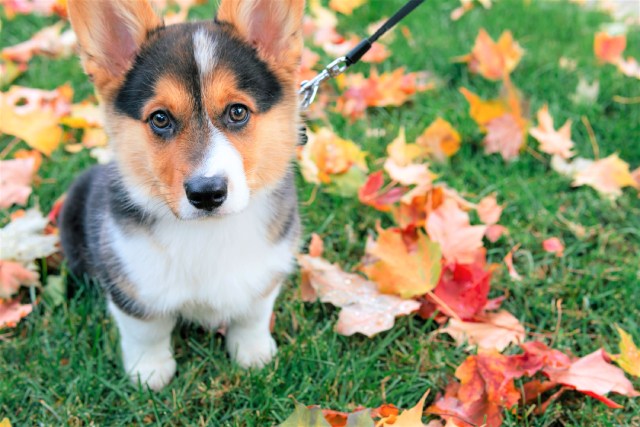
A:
[299,0,425,110]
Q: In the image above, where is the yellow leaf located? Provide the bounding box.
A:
[299,127,367,184]
[459,87,507,129]
[329,0,365,15]
[0,86,72,155]
[458,29,523,80]
[362,228,442,299]
[59,101,103,129]
[386,128,424,166]
[416,117,461,161]
[572,153,638,199]
[0,418,11,427]
[381,390,429,426]
[611,326,640,377]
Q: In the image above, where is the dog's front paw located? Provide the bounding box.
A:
[226,329,277,369]
[125,353,176,391]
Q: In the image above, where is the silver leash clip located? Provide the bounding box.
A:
[299,56,349,110]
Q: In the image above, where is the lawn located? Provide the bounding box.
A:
[1,0,639,425]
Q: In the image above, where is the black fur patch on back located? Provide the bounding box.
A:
[114,22,282,121]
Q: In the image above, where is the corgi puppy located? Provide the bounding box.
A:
[60,0,304,391]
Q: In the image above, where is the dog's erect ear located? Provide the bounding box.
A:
[67,0,162,97]
[216,0,305,74]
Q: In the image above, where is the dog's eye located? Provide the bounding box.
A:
[149,110,173,134]
[226,104,249,126]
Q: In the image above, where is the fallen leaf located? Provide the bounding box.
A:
[550,155,593,178]
[529,105,575,159]
[416,118,462,162]
[610,326,640,377]
[542,237,564,257]
[42,275,66,308]
[1,0,66,18]
[279,401,332,427]
[0,208,59,263]
[458,29,524,80]
[484,113,525,161]
[59,100,104,128]
[476,193,503,225]
[358,171,405,212]
[570,78,600,105]
[298,255,420,337]
[329,0,365,15]
[0,260,38,299]
[426,199,487,264]
[0,418,10,427]
[0,59,26,86]
[547,349,640,407]
[0,157,35,209]
[381,390,429,426]
[383,159,435,188]
[336,68,435,120]
[298,127,368,185]
[485,224,507,242]
[460,85,528,161]
[1,21,76,63]
[362,228,442,299]
[428,351,521,427]
[431,261,491,320]
[441,310,525,351]
[503,245,522,281]
[386,128,424,167]
[0,85,72,155]
[459,87,508,129]
[594,31,626,64]
[572,153,638,199]
[616,56,640,79]
[450,0,493,21]
[0,298,33,329]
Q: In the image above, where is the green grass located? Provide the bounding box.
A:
[2,0,640,425]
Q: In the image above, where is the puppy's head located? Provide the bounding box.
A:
[68,0,304,219]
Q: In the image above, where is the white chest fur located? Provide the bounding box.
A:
[107,193,295,325]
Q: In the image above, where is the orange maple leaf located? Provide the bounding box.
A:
[458,29,524,81]
[594,31,626,64]
[362,227,442,299]
[416,117,462,162]
[336,68,434,120]
[460,84,528,161]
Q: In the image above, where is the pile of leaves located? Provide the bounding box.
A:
[288,1,639,425]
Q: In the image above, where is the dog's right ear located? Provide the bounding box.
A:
[68,0,162,99]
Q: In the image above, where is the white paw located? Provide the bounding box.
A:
[125,353,176,391]
[226,330,277,369]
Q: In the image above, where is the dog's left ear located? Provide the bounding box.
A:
[216,0,305,74]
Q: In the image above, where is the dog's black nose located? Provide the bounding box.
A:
[184,175,228,210]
